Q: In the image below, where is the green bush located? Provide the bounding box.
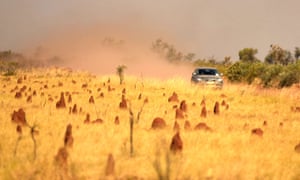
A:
[244,62,265,84]
[259,64,283,87]
[225,61,262,83]
[226,62,243,82]
[278,62,300,88]
[0,60,19,76]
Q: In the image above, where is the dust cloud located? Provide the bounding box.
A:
[27,26,194,80]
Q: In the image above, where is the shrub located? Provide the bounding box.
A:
[259,64,283,87]
[278,62,300,88]
[0,60,19,76]
[226,62,252,83]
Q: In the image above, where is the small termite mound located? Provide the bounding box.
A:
[200,106,207,118]
[16,125,22,135]
[144,97,149,104]
[173,121,180,131]
[175,108,184,119]
[225,104,230,110]
[263,121,268,126]
[15,92,22,99]
[194,122,212,132]
[92,118,103,124]
[122,88,126,94]
[32,90,37,96]
[89,96,95,104]
[99,92,104,98]
[108,85,115,91]
[200,99,206,106]
[64,124,73,148]
[20,85,27,92]
[251,128,263,137]
[105,153,115,176]
[54,147,69,172]
[56,92,66,109]
[184,120,191,130]
[68,95,72,103]
[221,100,226,106]
[114,116,120,125]
[84,113,90,124]
[72,104,78,114]
[151,117,166,129]
[82,83,88,88]
[170,132,183,154]
[294,143,300,153]
[291,106,300,112]
[168,92,179,102]
[180,100,187,112]
[119,95,127,109]
[12,108,27,126]
[26,95,32,103]
[138,93,142,100]
[220,94,227,98]
[213,101,220,115]
[17,77,23,84]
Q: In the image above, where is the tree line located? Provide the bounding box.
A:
[1,38,300,88]
[152,38,300,88]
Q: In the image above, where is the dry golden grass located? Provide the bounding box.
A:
[1,67,300,179]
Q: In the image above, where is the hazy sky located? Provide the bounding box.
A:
[1,0,300,60]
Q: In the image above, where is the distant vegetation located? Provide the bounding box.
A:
[1,39,300,88]
[151,39,300,88]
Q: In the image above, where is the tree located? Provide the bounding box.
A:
[238,48,258,62]
[295,47,300,60]
[222,56,232,66]
[184,53,195,61]
[265,44,294,65]
[151,39,186,62]
[116,65,127,85]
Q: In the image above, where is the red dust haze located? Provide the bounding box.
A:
[28,26,194,80]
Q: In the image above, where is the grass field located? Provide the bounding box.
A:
[1,67,300,180]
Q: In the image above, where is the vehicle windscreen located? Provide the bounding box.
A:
[197,69,217,75]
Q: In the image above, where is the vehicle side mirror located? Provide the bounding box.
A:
[192,72,197,76]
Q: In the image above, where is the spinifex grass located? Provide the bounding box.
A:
[1,67,300,179]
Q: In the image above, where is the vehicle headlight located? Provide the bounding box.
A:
[217,78,223,83]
